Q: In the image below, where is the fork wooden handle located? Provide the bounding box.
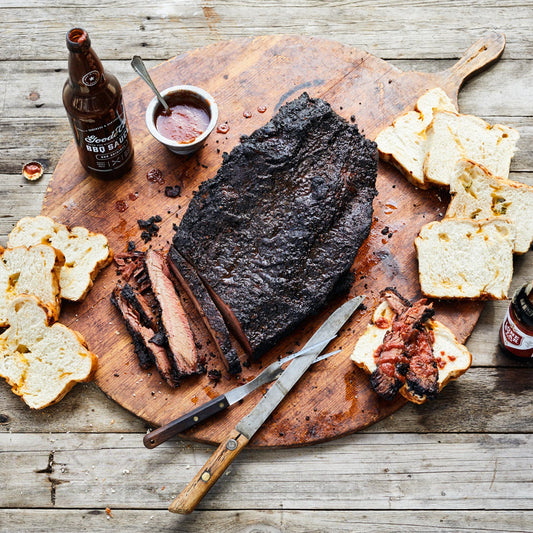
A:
[168,429,249,514]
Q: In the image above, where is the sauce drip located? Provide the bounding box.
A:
[217,123,230,134]
[156,95,210,144]
[243,111,252,118]
[257,105,267,113]
[115,200,128,212]
[146,168,164,184]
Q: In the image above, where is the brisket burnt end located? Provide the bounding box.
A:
[172,92,378,358]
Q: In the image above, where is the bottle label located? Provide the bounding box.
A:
[500,306,533,357]
[81,70,100,87]
[72,102,132,173]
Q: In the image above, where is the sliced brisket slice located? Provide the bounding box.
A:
[111,283,180,386]
[173,92,378,358]
[167,246,242,374]
[370,296,437,401]
[143,250,200,376]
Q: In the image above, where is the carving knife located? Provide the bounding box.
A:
[168,295,365,514]
[144,338,339,449]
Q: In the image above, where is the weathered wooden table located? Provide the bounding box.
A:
[1,2,532,531]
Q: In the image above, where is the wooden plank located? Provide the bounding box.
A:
[1,367,531,435]
[1,59,531,119]
[0,2,532,60]
[0,116,530,175]
[1,509,532,533]
[1,432,531,510]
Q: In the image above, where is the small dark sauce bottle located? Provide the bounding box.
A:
[499,281,533,359]
[63,28,134,179]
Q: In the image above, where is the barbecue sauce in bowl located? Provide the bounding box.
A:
[155,93,211,145]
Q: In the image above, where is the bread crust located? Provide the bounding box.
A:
[0,294,98,409]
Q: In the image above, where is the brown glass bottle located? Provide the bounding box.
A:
[63,28,133,179]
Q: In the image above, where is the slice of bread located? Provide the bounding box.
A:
[7,216,113,301]
[375,88,457,188]
[424,111,519,187]
[350,300,472,404]
[0,244,63,327]
[415,217,515,299]
[447,160,533,254]
[0,295,97,409]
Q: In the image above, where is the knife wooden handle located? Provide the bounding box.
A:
[168,428,249,514]
[144,396,230,449]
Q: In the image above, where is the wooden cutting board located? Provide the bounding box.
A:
[42,33,504,447]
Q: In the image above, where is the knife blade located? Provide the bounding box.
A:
[144,339,339,449]
[168,296,364,514]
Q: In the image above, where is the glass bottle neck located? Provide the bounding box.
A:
[66,28,106,91]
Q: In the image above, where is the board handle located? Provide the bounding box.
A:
[168,429,249,514]
[442,32,505,89]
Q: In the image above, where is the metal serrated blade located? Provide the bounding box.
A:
[236,296,364,439]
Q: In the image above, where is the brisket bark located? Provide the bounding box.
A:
[167,247,242,374]
[111,283,180,386]
[111,250,202,387]
[172,92,378,358]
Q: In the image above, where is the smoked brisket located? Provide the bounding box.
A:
[172,92,378,358]
[111,250,202,387]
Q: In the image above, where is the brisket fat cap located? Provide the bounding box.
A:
[173,93,378,358]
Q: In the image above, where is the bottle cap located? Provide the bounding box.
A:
[512,281,533,329]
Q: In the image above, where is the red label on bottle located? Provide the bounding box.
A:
[500,307,533,357]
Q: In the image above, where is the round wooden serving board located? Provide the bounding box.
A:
[43,33,505,447]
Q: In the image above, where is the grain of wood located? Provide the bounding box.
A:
[1,0,532,527]
[0,2,532,60]
[1,432,531,510]
[1,367,531,434]
[1,509,532,533]
[1,59,531,119]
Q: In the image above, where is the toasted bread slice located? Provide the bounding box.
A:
[415,217,515,299]
[7,215,113,301]
[0,244,63,327]
[447,160,533,254]
[424,111,519,187]
[350,300,472,404]
[0,295,98,409]
[375,88,457,188]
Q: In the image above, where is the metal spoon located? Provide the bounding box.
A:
[131,55,171,115]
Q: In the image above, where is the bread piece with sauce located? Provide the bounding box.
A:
[0,295,97,409]
[0,244,63,327]
[350,299,472,404]
[447,160,533,254]
[415,217,515,300]
[375,88,457,188]
[7,216,113,302]
[423,111,519,187]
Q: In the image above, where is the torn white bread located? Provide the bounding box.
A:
[350,300,472,404]
[7,215,113,301]
[0,244,63,327]
[447,160,533,254]
[415,217,515,299]
[375,88,457,188]
[423,111,519,187]
[0,295,98,409]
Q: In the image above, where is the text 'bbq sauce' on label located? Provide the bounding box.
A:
[63,28,134,180]
[499,281,533,359]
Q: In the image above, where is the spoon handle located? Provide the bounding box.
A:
[131,55,170,113]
